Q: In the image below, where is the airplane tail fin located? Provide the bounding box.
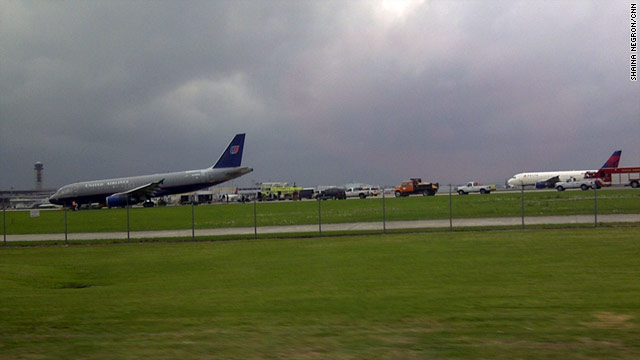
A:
[213,134,246,168]
[600,150,621,169]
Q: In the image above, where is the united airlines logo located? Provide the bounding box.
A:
[230,145,240,155]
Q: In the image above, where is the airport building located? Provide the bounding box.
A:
[0,162,56,209]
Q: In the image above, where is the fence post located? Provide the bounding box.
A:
[64,207,68,245]
[382,189,386,233]
[521,185,525,230]
[318,197,322,235]
[449,184,453,231]
[3,198,6,246]
[594,186,598,227]
[126,199,130,242]
[191,199,195,241]
[253,197,257,239]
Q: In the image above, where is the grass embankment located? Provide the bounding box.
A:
[1,228,639,359]
[2,189,639,234]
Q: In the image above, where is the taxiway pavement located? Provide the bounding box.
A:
[4,214,640,242]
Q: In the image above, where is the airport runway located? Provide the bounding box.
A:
[4,214,640,242]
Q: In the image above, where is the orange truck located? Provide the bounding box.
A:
[394,178,439,197]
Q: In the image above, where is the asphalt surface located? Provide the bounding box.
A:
[4,214,640,242]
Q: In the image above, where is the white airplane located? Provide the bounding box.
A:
[507,150,621,188]
[49,134,252,208]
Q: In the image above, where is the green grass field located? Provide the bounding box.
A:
[2,189,639,235]
[1,228,639,359]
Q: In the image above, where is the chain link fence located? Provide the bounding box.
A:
[2,187,640,245]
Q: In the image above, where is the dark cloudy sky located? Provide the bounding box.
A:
[1,0,638,190]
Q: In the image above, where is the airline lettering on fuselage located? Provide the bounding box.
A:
[84,180,130,188]
[185,170,202,178]
[107,180,130,186]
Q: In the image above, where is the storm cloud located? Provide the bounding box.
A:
[1,0,638,190]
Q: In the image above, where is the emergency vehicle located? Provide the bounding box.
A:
[259,182,303,200]
[587,167,640,188]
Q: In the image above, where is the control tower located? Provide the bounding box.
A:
[34,162,43,191]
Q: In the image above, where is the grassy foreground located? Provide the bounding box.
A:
[1,228,639,359]
[2,188,639,234]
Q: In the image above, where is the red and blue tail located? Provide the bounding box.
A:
[600,150,621,169]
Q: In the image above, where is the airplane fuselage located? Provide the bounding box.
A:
[507,150,621,188]
[507,170,592,187]
[49,167,253,207]
[49,133,252,207]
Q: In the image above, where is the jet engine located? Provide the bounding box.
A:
[106,194,132,208]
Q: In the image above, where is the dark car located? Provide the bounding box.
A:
[299,188,316,200]
[316,187,346,200]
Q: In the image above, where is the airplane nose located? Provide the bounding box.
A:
[49,194,61,205]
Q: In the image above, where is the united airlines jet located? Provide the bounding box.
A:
[507,150,621,188]
[49,134,252,208]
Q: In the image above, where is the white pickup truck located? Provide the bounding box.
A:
[345,186,370,199]
[554,177,596,191]
[457,182,496,195]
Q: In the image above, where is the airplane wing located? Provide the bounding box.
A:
[534,175,560,189]
[539,175,561,188]
[112,179,165,200]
